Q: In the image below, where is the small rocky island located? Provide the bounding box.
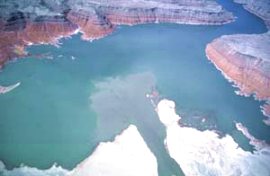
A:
[206,0,270,124]
[234,0,270,29]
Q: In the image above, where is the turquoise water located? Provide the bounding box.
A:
[0,1,269,176]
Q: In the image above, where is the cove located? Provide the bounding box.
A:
[0,1,269,176]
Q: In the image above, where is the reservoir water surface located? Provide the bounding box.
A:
[0,1,269,175]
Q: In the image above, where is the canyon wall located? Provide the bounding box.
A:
[206,32,270,124]
[0,0,234,68]
[234,0,270,29]
[206,0,270,124]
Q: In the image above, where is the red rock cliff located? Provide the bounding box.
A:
[0,0,234,68]
[206,32,270,124]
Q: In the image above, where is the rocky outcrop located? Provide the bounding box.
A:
[70,125,158,176]
[0,0,234,68]
[0,82,20,94]
[208,0,270,124]
[66,9,115,40]
[0,125,158,176]
[262,102,270,125]
[235,122,269,149]
[206,32,270,124]
[234,0,270,29]
[0,18,78,69]
[156,99,270,176]
[67,0,235,40]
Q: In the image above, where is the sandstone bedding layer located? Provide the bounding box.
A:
[234,0,270,29]
[0,0,234,69]
[206,0,270,124]
[206,32,270,124]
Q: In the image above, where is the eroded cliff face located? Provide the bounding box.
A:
[0,18,78,69]
[0,0,78,69]
[67,0,234,40]
[0,0,234,69]
[234,0,270,29]
[206,32,270,124]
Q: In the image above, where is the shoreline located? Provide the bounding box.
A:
[0,0,234,69]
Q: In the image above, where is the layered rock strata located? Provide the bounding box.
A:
[262,102,270,125]
[206,32,270,124]
[0,0,234,68]
[234,0,270,29]
[67,0,235,40]
[0,18,78,69]
[0,0,78,68]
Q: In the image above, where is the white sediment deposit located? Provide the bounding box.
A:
[235,122,269,150]
[0,162,69,176]
[68,0,235,38]
[206,0,270,124]
[69,125,158,176]
[156,99,270,176]
[0,125,158,176]
[0,82,20,94]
